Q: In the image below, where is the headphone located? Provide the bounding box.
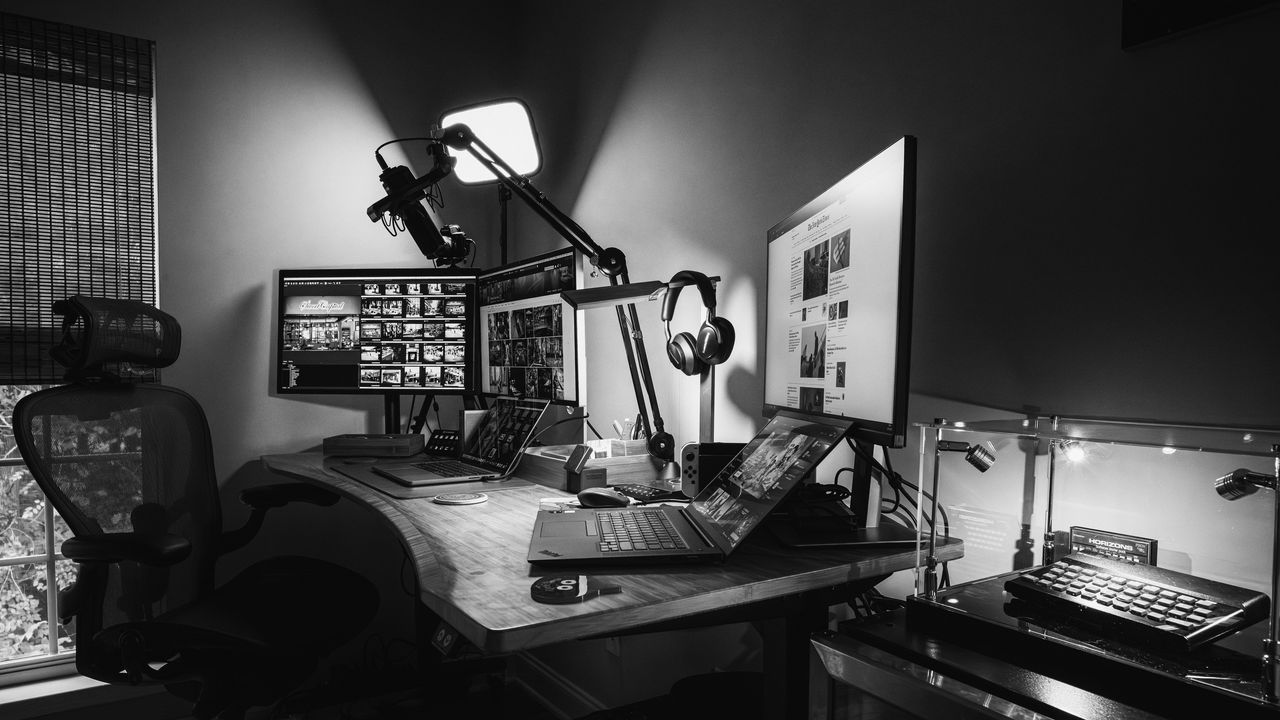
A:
[661,270,735,376]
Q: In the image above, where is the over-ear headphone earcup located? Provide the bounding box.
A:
[695,316,736,365]
[666,332,703,376]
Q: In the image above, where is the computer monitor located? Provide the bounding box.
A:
[477,248,581,405]
[763,135,916,448]
[276,267,479,395]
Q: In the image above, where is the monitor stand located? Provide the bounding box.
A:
[384,392,405,434]
[384,392,487,435]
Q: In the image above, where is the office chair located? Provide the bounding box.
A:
[13,296,378,720]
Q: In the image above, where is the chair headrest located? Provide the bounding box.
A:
[51,296,181,380]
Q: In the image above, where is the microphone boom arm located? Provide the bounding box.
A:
[436,124,668,449]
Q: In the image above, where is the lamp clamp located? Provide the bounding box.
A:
[594,248,627,278]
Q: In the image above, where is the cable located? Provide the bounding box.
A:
[399,553,417,599]
[528,412,589,446]
[374,137,436,157]
[584,418,605,440]
[846,437,950,537]
[832,466,855,488]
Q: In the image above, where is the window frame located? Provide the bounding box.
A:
[1,11,158,686]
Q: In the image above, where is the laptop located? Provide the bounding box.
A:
[527,410,854,565]
[373,397,550,486]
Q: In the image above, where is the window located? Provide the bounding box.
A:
[0,384,75,668]
[0,13,156,676]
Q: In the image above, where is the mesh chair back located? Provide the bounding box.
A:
[15,383,223,627]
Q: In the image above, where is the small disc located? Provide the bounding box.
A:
[432,492,488,505]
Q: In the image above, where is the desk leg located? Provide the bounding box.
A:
[758,594,829,720]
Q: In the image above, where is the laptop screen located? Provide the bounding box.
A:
[689,410,853,550]
[462,397,549,471]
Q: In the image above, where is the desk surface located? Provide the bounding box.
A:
[262,453,963,655]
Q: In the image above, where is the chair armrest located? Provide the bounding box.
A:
[239,482,340,509]
[62,532,192,566]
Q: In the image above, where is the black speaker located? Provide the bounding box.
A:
[679,441,745,497]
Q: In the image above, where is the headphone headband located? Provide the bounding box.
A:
[661,270,716,321]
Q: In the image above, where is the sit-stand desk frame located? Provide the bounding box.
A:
[261,452,962,719]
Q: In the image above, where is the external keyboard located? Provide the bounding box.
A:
[597,509,689,553]
[1004,553,1269,652]
[611,483,687,502]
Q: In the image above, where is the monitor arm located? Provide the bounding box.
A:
[372,124,671,458]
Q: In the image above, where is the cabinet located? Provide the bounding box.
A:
[816,416,1280,718]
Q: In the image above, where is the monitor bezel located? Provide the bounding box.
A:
[476,247,583,407]
[762,135,916,448]
[275,266,481,396]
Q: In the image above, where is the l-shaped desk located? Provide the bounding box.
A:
[261,452,963,718]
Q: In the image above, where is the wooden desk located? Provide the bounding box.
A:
[262,452,963,717]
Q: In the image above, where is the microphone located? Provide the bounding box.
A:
[376,165,447,256]
[1214,468,1277,500]
[366,144,470,264]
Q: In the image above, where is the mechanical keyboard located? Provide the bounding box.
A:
[1004,553,1270,652]
[597,508,689,553]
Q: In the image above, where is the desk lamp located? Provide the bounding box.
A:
[365,99,674,461]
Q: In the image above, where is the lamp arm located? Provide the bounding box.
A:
[439,125,623,273]
[438,123,668,445]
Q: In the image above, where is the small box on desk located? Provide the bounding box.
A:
[322,433,424,458]
[521,439,664,492]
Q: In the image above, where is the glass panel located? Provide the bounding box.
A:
[0,464,48,556]
[52,558,77,655]
[0,563,54,662]
[0,385,39,464]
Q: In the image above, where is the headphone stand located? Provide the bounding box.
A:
[699,363,715,443]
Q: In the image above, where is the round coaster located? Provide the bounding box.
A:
[432,492,488,505]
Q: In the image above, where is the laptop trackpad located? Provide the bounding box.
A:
[541,520,594,538]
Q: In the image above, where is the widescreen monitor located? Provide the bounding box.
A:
[763,135,916,448]
[477,248,581,405]
[276,268,479,395]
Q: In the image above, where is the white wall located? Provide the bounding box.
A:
[507,1,1280,450]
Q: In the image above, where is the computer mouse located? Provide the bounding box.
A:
[576,486,630,508]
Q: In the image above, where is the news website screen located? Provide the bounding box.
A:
[762,137,911,433]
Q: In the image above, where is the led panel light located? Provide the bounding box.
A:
[440,99,542,183]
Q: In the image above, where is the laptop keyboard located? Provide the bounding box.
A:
[597,509,689,553]
[411,459,488,475]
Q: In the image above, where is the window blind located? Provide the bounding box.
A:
[0,13,156,384]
